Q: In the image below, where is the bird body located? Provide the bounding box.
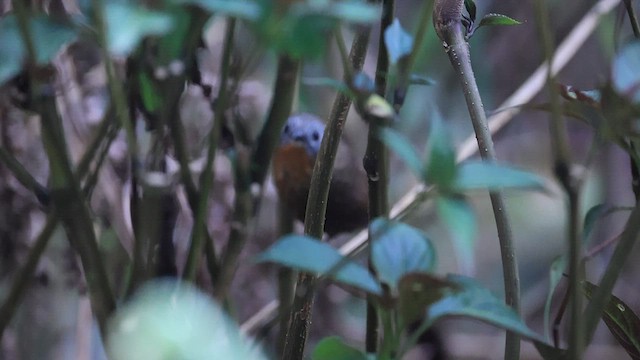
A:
[272,113,368,236]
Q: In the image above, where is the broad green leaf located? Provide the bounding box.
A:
[0,15,76,84]
[583,281,640,359]
[108,280,267,360]
[436,196,477,274]
[398,274,545,342]
[613,41,640,103]
[478,13,522,28]
[543,255,566,342]
[370,218,436,290]
[464,0,477,23]
[105,3,174,56]
[379,128,423,178]
[454,161,546,191]
[256,235,382,295]
[138,72,162,114]
[425,116,457,190]
[173,0,262,20]
[384,18,413,65]
[312,337,370,360]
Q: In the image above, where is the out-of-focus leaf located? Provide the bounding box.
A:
[105,3,174,56]
[398,274,545,342]
[370,218,436,290]
[425,116,457,190]
[302,77,350,94]
[543,255,566,342]
[108,280,267,360]
[312,337,370,360]
[478,13,522,27]
[384,18,413,65]
[436,196,477,274]
[583,281,640,359]
[612,41,640,104]
[138,72,162,114]
[409,74,436,86]
[327,1,381,24]
[464,0,477,23]
[256,235,382,295]
[534,341,567,360]
[379,128,423,178]
[173,0,262,20]
[0,15,77,84]
[454,161,546,191]
[583,204,607,245]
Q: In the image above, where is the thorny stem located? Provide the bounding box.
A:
[281,25,371,360]
[433,1,520,358]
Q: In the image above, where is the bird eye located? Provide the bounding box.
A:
[283,124,290,134]
[312,131,320,141]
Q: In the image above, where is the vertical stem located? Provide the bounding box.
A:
[533,0,582,357]
[623,0,640,38]
[364,0,394,353]
[281,26,371,360]
[433,2,520,358]
[184,18,236,282]
[250,56,301,186]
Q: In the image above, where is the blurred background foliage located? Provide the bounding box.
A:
[0,0,638,359]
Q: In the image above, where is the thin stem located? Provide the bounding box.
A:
[0,213,58,337]
[281,26,371,360]
[14,0,115,333]
[364,0,394,353]
[623,0,640,38]
[0,146,49,205]
[533,0,583,356]
[250,55,300,186]
[433,2,520,358]
[184,18,236,282]
[584,203,640,341]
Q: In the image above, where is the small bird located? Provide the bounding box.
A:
[272,113,369,236]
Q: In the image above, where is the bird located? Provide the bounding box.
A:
[272,113,369,236]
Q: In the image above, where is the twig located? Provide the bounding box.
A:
[0,147,49,205]
[433,1,520,358]
[281,25,371,360]
[184,18,236,282]
[241,0,620,334]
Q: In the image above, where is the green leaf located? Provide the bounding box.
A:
[0,15,77,85]
[425,116,457,190]
[173,0,262,20]
[464,0,477,23]
[454,161,546,191]
[108,280,267,360]
[312,337,370,360]
[398,274,545,342]
[436,196,477,274]
[105,3,174,56]
[384,18,413,65]
[379,128,423,178]
[543,255,566,342]
[612,41,640,103]
[478,13,522,28]
[256,235,382,295]
[583,281,640,359]
[370,218,436,290]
